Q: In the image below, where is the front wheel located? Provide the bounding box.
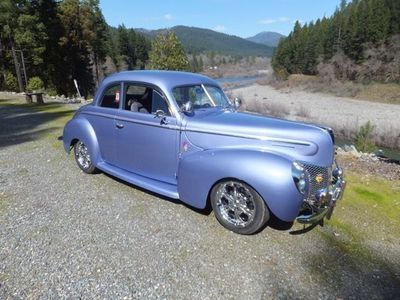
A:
[210,180,270,235]
[74,141,97,174]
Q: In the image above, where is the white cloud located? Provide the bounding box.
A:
[213,25,226,32]
[164,13,173,21]
[259,17,292,25]
[279,17,291,22]
[259,19,276,25]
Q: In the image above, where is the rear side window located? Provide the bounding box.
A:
[100,84,121,108]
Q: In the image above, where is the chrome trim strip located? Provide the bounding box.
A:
[185,128,311,146]
[83,111,180,130]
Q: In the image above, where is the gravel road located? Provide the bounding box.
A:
[1,96,399,299]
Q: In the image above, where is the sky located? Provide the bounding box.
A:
[100,0,340,38]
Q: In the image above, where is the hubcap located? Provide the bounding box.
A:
[76,141,91,170]
[215,181,256,227]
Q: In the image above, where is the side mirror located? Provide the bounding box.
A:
[155,110,165,118]
[181,101,193,115]
[233,97,242,110]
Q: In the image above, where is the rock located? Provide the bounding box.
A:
[336,146,344,153]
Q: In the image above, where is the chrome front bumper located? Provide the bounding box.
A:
[296,166,346,224]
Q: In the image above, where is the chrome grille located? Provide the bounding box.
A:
[301,163,330,200]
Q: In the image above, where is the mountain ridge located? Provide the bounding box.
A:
[246,31,285,47]
[133,25,275,57]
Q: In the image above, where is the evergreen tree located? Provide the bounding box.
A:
[58,0,94,96]
[81,0,108,85]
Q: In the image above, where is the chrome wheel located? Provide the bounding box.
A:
[75,141,91,170]
[215,181,256,227]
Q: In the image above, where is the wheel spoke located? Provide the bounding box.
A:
[76,142,91,170]
[215,181,256,227]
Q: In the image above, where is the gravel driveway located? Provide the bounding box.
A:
[0,96,399,299]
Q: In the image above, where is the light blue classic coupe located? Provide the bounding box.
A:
[63,71,345,234]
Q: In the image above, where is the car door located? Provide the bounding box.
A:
[114,83,179,185]
[86,82,121,165]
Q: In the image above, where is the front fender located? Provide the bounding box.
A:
[62,117,101,166]
[177,149,303,222]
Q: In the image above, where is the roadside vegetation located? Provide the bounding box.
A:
[272,0,400,83]
[271,0,400,106]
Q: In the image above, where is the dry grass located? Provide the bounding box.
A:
[294,104,311,118]
[265,102,290,118]
[270,74,363,97]
[356,83,400,105]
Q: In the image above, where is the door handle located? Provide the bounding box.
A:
[160,117,169,125]
[115,123,124,129]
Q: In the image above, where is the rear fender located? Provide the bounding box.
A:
[177,149,303,222]
[62,117,101,166]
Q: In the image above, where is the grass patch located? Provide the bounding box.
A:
[317,172,400,267]
[356,83,400,105]
[0,94,76,148]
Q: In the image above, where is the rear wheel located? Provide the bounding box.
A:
[74,141,97,174]
[210,180,270,235]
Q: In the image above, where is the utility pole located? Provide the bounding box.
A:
[19,50,28,90]
[10,39,24,92]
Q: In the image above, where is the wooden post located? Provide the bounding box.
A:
[36,93,44,104]
[25,94,33,103]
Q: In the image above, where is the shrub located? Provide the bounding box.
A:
[274,67,290,80]
[4,72,18,91]
[355,121,376,153]
[46,87,58,97]
[265,102,290,118]
[27,76,44,91]
[295,105,311,118]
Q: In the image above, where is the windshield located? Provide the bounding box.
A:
[172,84,231,109]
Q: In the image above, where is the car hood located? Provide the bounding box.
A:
[183,109,334,166]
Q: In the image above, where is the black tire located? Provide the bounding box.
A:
[210,180,270,235]
[73,141,97,174]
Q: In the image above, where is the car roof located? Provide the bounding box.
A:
[101,70,219,91]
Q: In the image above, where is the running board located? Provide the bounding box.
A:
[97,162,179,199]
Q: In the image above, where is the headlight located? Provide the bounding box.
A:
[292,162,309,195]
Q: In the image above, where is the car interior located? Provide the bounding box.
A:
[100,83,171,116]
[125,85,170,116]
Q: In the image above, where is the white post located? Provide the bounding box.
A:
[73,79,82,98]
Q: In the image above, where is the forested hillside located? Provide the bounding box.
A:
[272,0,400,82]
[136,26,274,57]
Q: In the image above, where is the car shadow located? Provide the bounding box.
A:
[95,172,323,232]
[101,172,213,216]
[0,101,75,149]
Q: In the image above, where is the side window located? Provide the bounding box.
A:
[124,84,171,116]
[152,90,171,116]
[100,84,121,109]
[124,84,151,113]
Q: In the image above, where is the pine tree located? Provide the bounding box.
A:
[58,0,94,96]
[81,0,108,85]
